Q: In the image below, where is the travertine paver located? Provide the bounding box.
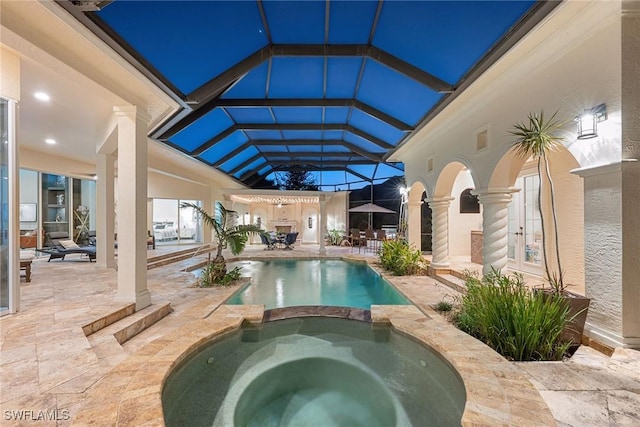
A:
[1,244,638,426]
[517,346,640,426]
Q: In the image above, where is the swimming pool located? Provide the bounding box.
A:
[162,317,466,427]
[224,259,409,309]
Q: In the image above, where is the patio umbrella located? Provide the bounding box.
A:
[349,203,396,229]
[348,203,396,214]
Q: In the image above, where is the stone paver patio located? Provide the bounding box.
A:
[1,244,638,425]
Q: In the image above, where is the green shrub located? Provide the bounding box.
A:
[434,300,454,312]
[198,265,242,288]
[327,229,345,246]
[379,239,424,276]
[455,268,571,361]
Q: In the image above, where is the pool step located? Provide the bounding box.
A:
[449,269,468,281]
[82,303,136,336]
[434,273,467,293]
[88,302,173,345]
[147,244,215,270]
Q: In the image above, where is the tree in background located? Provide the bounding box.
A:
[277,166,319,191]
[249,175,279,190]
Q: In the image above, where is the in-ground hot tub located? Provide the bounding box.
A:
[162,316,466,427]
[234,357,401,427]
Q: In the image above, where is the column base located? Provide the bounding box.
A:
[97,259,116,269]
[585,322,640,349]
[318,248,327,255]
[115,289,152,311]
[430,262,450,269]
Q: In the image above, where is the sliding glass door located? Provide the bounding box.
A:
[1,99,9,313]
[152,199,203,246]
[1,98,18,314]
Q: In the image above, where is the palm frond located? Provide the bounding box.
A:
[180,202,265,257]
[510,110,565,159]
[180,202,215,230]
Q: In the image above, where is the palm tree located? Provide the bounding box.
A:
[510,110,566,292]
[180,201,263,284]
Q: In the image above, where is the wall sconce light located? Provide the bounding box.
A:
[576,103,607,139]
[308,216,313,229]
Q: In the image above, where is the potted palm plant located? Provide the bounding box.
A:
[510,111,590,349]
[181,201,263,286]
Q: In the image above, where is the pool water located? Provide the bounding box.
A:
[225,259,409,309]
[162,317,466,427]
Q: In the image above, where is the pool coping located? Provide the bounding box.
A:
[73,255,555,426]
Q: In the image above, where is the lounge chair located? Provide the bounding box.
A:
[44,231,96,262]
[260,233,276,250]
[283,232,299,250]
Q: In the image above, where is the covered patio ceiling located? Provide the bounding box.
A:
[61,0,559,189]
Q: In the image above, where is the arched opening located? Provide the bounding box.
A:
[406,181,431,251]
[489,146,584,292]
[433,162,482,261]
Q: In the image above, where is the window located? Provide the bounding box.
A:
[459,188,480,214]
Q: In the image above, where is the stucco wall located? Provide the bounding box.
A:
[148,171,211,202]
[301,206,319,244]
[582,166,623,335]
[326,192,348,232]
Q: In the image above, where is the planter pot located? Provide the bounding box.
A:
[538,289,591,349]
[561,291,591,348]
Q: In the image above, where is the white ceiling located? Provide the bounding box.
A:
[18,56,120,165]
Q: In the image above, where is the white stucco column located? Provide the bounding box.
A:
[406,200,423,251]
[573,162,640,348]
[114,105,151,311]
[426,197,454,269]
[96,153,116,268]
[620,0,640,347]
[575,1,640,349]
[474,189,515,275]
[318,197,327,255]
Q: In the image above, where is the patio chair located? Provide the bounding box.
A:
[364,229,376,253]
[283,232,299,250]
[44,231,96,262]
[260,233,276,250]
[349,229,366,253]
[372,229,386,253]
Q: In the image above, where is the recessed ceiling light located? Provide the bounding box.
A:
[45,138,56,145]
[34,92,51,102]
